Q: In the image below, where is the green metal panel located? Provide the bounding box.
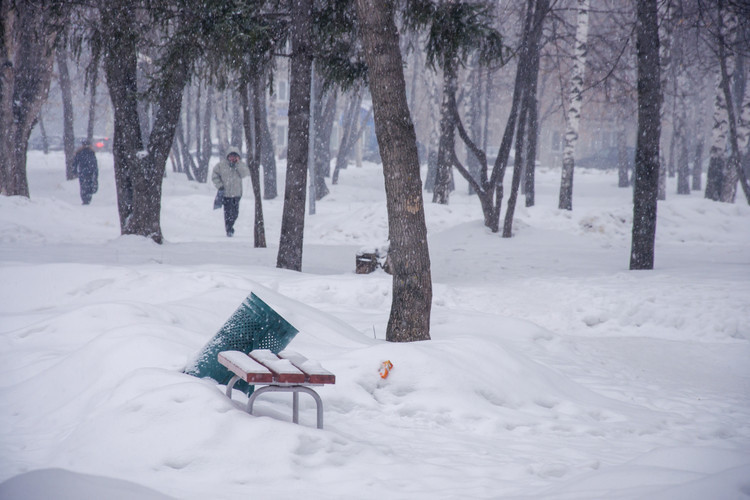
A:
[185,293,299,394]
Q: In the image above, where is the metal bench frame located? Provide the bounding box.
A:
[225,376,325,429]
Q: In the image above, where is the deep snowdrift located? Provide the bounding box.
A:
[1,151,749,499]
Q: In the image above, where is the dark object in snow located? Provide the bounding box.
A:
[356,252,379,274]
[184,293,299,394]
[213,188,224,210]
[356,248,391,275]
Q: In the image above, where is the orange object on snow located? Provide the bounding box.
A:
[379,360,393,379]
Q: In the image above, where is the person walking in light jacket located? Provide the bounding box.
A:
[211,147,250,237]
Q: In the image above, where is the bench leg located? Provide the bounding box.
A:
[293,391,299,424]
[247,386,325,429]
[225,375,240,398]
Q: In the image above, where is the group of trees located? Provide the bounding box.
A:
[2,0,749,341]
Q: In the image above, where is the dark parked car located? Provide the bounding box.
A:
[576,146,635,170]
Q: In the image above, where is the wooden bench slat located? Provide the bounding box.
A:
[278,350,336,384]
[218,350,274,383]
[249,350,306,384]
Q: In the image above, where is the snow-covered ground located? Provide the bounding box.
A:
[1,151,749,499]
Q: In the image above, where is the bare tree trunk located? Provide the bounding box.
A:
[630,0,661,270]
[674,8,691,196]
[466,60,482,196]
[260,83,278,199]
[38,114,49,154]
[717,8,750,204]
[101,12,139,230]
[356,0,431,342]
[175,117,196,181]
[483,68,492,154]
[250,73,267,247]
[170,138,182,173]
[332,89,362,184]
[86,36,101,143]
[194,84,202,161]
[184,85,192,152]
[617,119,630,187]
[558,0,590,211]
[277,0,313,271]
[705,67,728,201]
[56,43,76,180]
[718,8,741,202]
[0,1,62,197]
[692,137,704,190]
[657,0,673,201]
[317,85,337,179]
[231,90,243,151]
[100,1,192,242]
[504,0,547,236]
[196,88,212,183]
[260,82,279,200]
[658,153,666,201]
[523,30,541,208]
[705,5,733,201]
[214,90,230,156]
[503,93,529,237]
[423,68,441,192]
[675,112,691,195]
[311,73,334,200]
[433,62,458,205]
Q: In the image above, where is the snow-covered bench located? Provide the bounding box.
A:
[218,349,336,429]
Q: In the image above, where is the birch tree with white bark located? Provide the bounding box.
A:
[656,0,674,201]
[705,5,734,202]
[558,0,590,211]
[716,8,750,204]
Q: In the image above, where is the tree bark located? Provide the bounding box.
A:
[197,88,212,183]
[432,62,457,204]
[558,0,590,211]
[617,120,630,187]
[174,118,196,181]
[215,89,230,156]
[86,36,101,143]
[705,5,731,202]
[277,0,313,271]
[692,138,704,191]
[249,73,267,247]
[504,0,548,238]
[423,67,442,192]
[705,69,728,201]
[672,3,691,195]
[717,13,750,204]
[466,60,483,196]
[332,89,362,184]
[38,114,49,154]
[630,0,661,270]
[355,0,432,342]
[100,2,192,242]
[503,0,549,236]
[260,80,278,199]
[56,44,76,181]
[0,1,61,197]
[524,69,540,207]
[312,75,334,200]
[101,8,139,230]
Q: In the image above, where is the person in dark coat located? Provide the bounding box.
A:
[73,139,99,205]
